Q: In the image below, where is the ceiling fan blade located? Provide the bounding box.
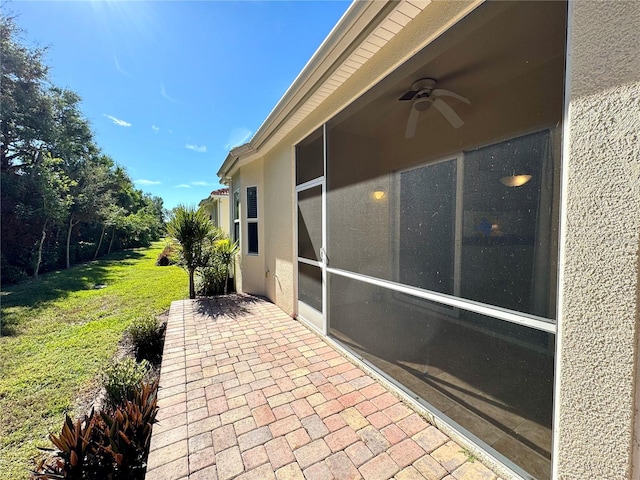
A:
[433,98,464,129]
[398,90,419,101]
[405,104,420,138]
[432,88,471,104]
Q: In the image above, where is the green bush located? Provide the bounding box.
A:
[196,236,238,296]
[0,262,28,285]
[128,315,164,362]
[197,261,227,296]
[102,358,150,408]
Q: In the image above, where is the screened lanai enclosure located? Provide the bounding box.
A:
[295,2,567,479]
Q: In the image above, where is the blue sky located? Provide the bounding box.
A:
[9,1,350,210]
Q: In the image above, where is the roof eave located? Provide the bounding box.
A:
[217,0,393,180]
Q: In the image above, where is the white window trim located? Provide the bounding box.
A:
[233,188,240,245]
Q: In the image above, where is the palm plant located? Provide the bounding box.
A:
[166,205,212,299]
[214,238,239,294]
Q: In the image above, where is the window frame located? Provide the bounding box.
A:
[233,188,240,244]
[385,129,556,332]
[246,185,259,255]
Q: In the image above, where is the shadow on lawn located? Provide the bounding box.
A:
[0,250,145,337]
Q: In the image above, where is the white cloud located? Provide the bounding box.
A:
[160,82,180,103]
[175,184,191,188]
[113,55,131,77]
[191,181,210,186]
[224,127,253,150]
[185,144,207,153]
[104,114,132,127]
[134,179,161,185]
[152,125,160,133]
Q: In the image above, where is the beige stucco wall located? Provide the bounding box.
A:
[263,142,296,315]
[218,196,230,238]
[234,162,267,296]
[555,2,640,479]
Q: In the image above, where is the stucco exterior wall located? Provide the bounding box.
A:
[228,1,483,308]
[218,197,230,237]
[263,142,296,315]
[555,2,640,478]
[237,161,266,296]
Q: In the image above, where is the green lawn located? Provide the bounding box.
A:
[0,242,188,480]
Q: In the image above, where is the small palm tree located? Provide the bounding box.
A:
[166,205,212,299]
[214,238,239,294]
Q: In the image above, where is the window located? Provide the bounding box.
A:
[396,130,554,318]
[399,158,457,296]
[246,186,258,254]
[233,189,240,244]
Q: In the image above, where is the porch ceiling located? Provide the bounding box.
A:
[332,1,567,139]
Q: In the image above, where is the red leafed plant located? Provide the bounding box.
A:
[31,381,158,480]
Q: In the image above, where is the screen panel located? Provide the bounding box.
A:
[296,128,324,186]
[297,186,322,261]
[399,159,457,295]
[299,262,322,312]
[328,272,554,478]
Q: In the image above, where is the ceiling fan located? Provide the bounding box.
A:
[399,78,470,138]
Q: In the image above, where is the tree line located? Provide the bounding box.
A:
[1,14,165,284]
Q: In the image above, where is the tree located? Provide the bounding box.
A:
[166,206,213,299]
[63,158,112,268]
[0,14,167,282]
[0,14,53,173]
[29,153,74,275]
[1,14,57,279]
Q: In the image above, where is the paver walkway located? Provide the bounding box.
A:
[146,295,501,480]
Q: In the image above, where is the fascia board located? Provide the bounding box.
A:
[248,1,393,149]
[218,143,254,180]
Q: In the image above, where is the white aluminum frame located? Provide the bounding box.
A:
[294,126,328,335]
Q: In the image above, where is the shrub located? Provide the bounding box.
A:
[128,315,164,362]
[155,244,176,266]
[33,381,159,480]
[33,410,104,479]
[0,262,28,285]
[73,241,97,263]
[196,237,238,296]
[197,261,227,296]
[96,381,159,478]
[102,358,150,408]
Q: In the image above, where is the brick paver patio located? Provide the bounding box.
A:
[146,295,502,480]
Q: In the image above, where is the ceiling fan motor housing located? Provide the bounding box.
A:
[411,78,437,95]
